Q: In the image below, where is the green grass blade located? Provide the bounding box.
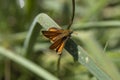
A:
[23,19,42,55]
[73,21,120,30]
[0,46,59,80]
[73,31,120,80]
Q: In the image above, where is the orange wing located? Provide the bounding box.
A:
[49,38,62,50]
[56,40,67,54]
[48,27,60,31]
[42,27,69,54]
[42,31,59,38]
[50,37,68,54]
[42,27,64,42]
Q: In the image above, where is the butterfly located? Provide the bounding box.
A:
[42,0,75,55]
[42,27,73,54]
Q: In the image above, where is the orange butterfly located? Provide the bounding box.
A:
[42,27,73,54]
[42,0,75,55]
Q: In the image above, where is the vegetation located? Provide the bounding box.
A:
[0,0,120,80]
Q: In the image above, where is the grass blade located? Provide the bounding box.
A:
[0,46,59,80]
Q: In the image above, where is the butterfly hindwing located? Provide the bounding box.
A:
[49,38,63,50]
[56,38,67,54]
[50,37,68,54]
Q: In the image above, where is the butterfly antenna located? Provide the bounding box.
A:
[67,0,75,29]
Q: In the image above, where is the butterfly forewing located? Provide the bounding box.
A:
[42,28,67,42]
[42,31,60,39]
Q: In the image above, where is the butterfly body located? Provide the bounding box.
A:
[42,27,72,54]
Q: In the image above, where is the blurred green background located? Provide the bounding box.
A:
[0,0,120,80]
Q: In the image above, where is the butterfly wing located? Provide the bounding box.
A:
[42,27,64,42]
[56,39,67,54]
[48,27,60,31]
[42,31,59,39]
[49,38,62,50]
[42,27,70,54]
[50,37,68,54]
